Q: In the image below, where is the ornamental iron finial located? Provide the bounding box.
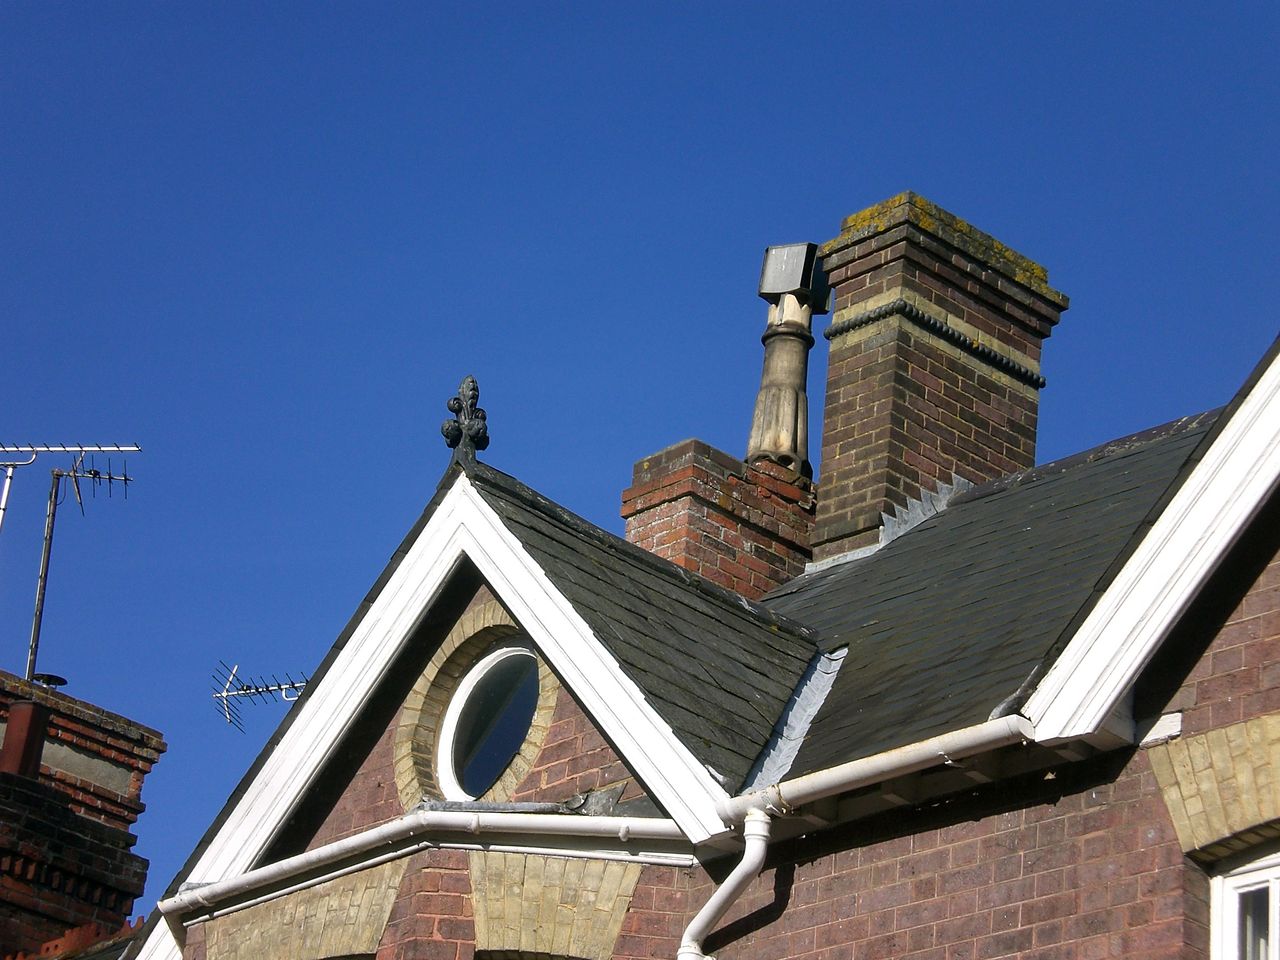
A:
[441,376,490,455]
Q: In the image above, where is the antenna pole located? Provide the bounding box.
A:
[0,466,16,538]
[26,471,62,681]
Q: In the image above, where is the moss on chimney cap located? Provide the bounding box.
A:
[821,192,1068,307]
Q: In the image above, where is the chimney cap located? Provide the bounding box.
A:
[758,243,830,314]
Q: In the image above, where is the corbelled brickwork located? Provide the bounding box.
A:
[813,193,1069,559]
[0,674,162,956]
[0,672,164,831]
[621,440,814,598]
[0,774,149,951]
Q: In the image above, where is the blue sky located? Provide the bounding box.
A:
[2,5,1277,908]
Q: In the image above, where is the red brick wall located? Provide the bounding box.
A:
[616,864,699,960]
[817,320,1040,555]
[1170,544,1280,737]
[306,716,402,850]
[621,440,815,599]
[696,755,1207,960]
[377,848,475,960]
[510,685,646,806]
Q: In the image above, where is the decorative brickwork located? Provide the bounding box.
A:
[813,193,1068,560]
[393,592,556,811]
[1149,715,1280,860]
[1143,537,1280,862]
[201,859,408,960]
[0,774,148,951]
[305,586,653,853]
[0,673,161,957]
[469,852,642,959]
[0,671,164,831]
[621,440,814,599]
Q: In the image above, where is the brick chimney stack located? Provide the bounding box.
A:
[812,193,1069,561]
[0,672,164,954]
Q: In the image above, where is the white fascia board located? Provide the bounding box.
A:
[135,474,727,960]
[449,477,731,839]
[1024,351,1280,742]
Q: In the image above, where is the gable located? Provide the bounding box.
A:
[261,585,667,862]
[132,467,727,960]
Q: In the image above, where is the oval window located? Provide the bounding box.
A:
[438,644,540,799]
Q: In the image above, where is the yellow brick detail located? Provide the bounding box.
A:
[202,858,408,960]
[1149,713,1280,854]
[468,852,642,960]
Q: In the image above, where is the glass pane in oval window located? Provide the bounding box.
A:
[453,654,540,797]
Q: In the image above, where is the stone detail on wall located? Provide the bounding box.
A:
[202,858,408,960]
[393,591,556,809]
[1147,713,1280,859]
[469,851,642,960]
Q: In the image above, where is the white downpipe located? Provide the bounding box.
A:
[158,810,685,921]
[718,715,1034,824]
[678,808,771,960]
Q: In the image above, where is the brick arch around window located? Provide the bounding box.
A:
[393,593,558,809]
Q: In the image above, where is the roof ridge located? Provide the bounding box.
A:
[950,407,1221,506]
[464,459,825,646]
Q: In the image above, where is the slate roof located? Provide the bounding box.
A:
[764,410,1220,777]
[466,460,822,791]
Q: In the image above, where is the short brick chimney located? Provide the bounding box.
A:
[621,441,814,598]
[812,193,1069,561]
[621,245,824,598]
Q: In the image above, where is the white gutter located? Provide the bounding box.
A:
[718,715,1034,823]
[678,808,771,960]
[159,810,686,923]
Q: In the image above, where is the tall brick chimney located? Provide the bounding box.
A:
[812,193,1068,561]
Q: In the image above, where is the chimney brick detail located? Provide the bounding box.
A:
[0,673,163,956]
[813,193,1068,560]
[621,440,814,599]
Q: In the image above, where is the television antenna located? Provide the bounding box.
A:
[0,444,141,681]
[212,661,309,732]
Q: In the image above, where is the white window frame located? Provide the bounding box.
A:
[436,641,538,800]
[1214,848,1280,960]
